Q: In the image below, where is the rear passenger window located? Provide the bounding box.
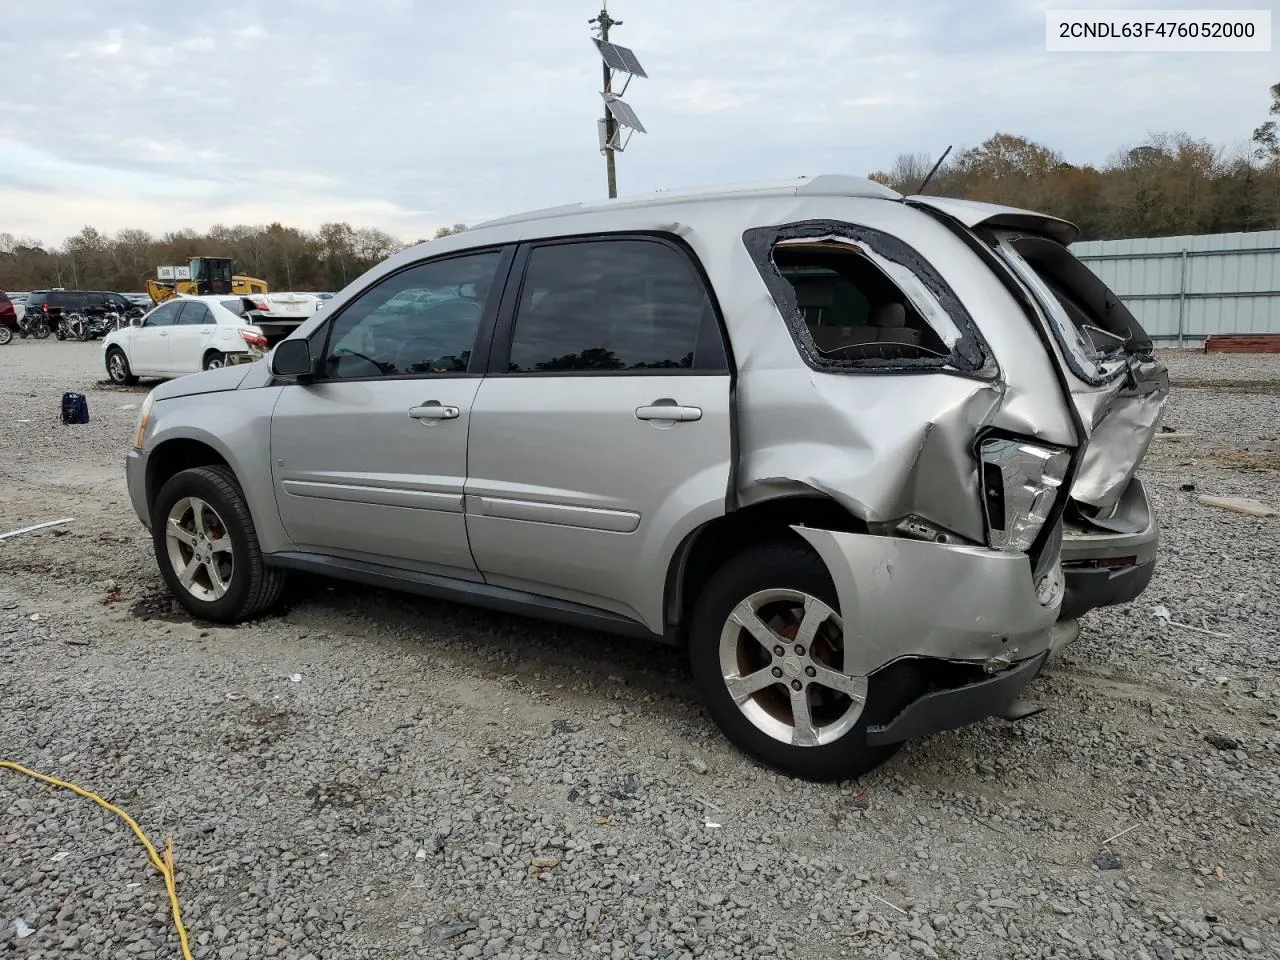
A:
[771,243,948,361]
[506,239,719,373]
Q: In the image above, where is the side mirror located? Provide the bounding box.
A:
[271,339,314,379]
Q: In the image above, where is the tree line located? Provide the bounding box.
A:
[0,221,468,295]
[868,83,1280,241]
[2,83,1277,294]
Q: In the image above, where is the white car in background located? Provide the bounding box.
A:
[102,295,268,385]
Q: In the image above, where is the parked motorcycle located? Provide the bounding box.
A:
[17,311,51,339]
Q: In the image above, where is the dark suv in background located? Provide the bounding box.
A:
[25,290,138,318]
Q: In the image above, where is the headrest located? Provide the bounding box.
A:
[870,302,907,328]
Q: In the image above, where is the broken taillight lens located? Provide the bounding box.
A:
[238,328,268,348]
[979,438,1070,553]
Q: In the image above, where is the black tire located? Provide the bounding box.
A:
[688,540,927,782]
[203,351,225,371]
[106,348,138,386]
[32,319,50,339]
[55,327,67,341]
[151,465,286,623]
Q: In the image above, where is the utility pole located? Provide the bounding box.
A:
[589,4,648,200]
[591,5,620,198]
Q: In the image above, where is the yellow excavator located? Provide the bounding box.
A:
[147,257,269,305]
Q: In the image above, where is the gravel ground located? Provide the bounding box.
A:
[2,340,1278,960]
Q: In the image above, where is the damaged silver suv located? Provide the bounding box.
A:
[124,176,1167,780]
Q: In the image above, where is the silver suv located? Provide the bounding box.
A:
[125,176,1167,780]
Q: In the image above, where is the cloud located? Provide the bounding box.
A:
[0,0,1274,245]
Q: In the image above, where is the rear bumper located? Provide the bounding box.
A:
[792,526,1059,673]
[1061,559,1155,621]
[1060,476,1159,619]
[866,652,1046,746]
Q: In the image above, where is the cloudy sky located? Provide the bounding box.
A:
[0,0,1274,245]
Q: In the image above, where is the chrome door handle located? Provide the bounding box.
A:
[635,402,702,422]
[408,401,459,420]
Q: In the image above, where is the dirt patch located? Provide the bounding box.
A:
[1207,448,1280,471]
[130,589,197,623]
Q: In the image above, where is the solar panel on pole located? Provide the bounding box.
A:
[614,43,646,78]
[602,94,646,134]
[592,37,647,78]
[593,37,628,72]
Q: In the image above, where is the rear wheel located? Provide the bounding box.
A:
[106,347,138,386]
[0,326,11,345]
[203,351,225,370]
[688,540,926,781]
[32,318,50,339]
[151,465,286,623]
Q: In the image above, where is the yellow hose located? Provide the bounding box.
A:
[1,761,194,960]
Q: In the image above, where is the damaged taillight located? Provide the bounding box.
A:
[979,438,1070,553]
[238,328,268,348]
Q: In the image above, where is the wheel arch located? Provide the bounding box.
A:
[663,493,868,643]
[146,437,233,509]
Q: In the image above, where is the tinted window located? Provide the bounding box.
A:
[143,302,183,327]
[322,251,500,379]
[178,302,212,325]
[507,240,711,373]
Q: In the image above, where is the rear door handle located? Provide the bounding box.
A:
[408,401,459,421]
[635,402,702,422]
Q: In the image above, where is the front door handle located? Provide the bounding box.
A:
[635,400,702,422]
[408,401,460,421]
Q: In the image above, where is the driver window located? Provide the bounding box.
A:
[322,251,501,380]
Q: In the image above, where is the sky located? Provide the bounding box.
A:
[0,0,1275,246]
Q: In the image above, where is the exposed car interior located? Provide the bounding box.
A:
[773,243,948,360]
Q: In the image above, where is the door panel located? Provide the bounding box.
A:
[268,247,508,574]
[270,379,481,573]
[466,376,731,626]
[464,235,734,630]
[170,302,215,373]
[132,300,182,372]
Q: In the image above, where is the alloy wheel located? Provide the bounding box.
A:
[164,497,235,602]
[718,588,868,747]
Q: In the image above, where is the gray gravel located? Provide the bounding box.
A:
[2,340,1278,959]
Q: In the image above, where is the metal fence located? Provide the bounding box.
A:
[1070,230,1280,345]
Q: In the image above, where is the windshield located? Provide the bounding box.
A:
[992,232,1136,383]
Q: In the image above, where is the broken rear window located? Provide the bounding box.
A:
[992,233,1148,383]
[773,241,950,363]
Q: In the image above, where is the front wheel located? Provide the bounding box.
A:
[688,540,926,781]
[105,347,138,386]
[32,319,50,339]
[151,465,286,623]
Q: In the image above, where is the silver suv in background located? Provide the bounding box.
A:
[124,176,1167,780]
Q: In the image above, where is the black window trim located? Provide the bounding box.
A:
[742,219,995,378]
[483,231,732,378]
[310,244,517,385]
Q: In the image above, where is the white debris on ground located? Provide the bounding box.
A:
[1,340,1277,959]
